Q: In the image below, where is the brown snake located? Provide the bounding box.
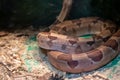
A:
[37,17,120,73]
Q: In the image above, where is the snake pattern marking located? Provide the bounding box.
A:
[37,17,120,73]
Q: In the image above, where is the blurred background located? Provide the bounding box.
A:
[0,0,120,28]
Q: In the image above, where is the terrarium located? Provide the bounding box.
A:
[0,0,120,80]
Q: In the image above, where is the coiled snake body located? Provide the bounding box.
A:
[37,17,120,73]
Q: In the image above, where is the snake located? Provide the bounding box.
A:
[37,17,120,73]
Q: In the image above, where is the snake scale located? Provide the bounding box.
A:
[37,17,120,73]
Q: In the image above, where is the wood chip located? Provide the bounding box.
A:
[0,31,8,37]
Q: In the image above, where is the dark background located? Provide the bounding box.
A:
[0,0,120,28]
